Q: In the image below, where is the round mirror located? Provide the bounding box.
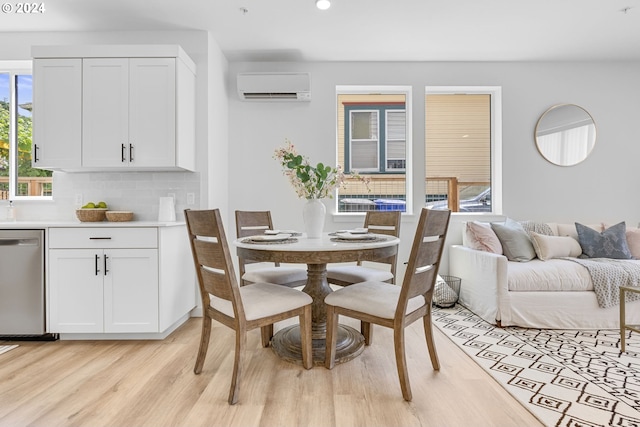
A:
[535,104,596,166]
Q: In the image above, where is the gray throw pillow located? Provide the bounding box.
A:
[575,221,633,259]
[491,218,536,262]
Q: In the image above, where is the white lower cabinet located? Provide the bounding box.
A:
[49,248,158,333]
[48,226,194,337]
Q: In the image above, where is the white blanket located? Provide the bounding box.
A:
[564,258,640,308]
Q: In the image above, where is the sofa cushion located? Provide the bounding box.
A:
[464,221,503,254]
[576,221,633,259]
[530,232,582,260]
[491,218,536,262]
[550,222,603,239]
[507,258,593,292]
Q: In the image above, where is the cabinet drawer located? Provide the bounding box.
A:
[49,227,158,249]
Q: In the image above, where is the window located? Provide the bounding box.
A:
[344,104,406,173]
[0,62,51,200]
[425,87,501,214]
[337,86,411,213]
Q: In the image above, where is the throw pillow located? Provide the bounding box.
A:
[626,227,640,259]
[530,232,582,260]
[490,218,537,262]
[465,221,503,254]
[519,221,554,237]
[575,221,633,259]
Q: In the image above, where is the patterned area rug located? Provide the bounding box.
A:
[0,345,18,356]
[433,305,640,427]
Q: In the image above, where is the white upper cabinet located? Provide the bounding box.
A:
[31,45,196,172]
[83,58,177,168]
[32,59,83,169]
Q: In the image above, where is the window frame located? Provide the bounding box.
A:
[344,104,407,174]
[335,85,413,217]
[347,108,380,172]
[0,61,49,201]
[424,85,502,215]
[385,108,407,172]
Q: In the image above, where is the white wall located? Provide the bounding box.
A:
[205,32,231,227]
[228,60,640,275]
[0,30,229,222]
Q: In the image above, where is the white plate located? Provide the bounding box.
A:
[334,232,377,240]
[335,228,369,234]
[264,229,298,235]
[248,234,291,242]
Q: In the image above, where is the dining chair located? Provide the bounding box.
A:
[235,210,309,287]
[324,208,451,401]
[184,208,313,405]
[326,210,401,286]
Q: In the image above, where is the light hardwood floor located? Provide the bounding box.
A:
[0,317,542,427]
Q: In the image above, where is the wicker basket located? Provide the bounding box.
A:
[105,211,134,222]
[433,275,461,308]
[76,208,107,222]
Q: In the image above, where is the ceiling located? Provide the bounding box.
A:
[1,0,639,62]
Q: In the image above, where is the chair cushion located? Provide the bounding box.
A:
[242,266,308,285]
[326,265,394,284]
[211,283,312,321]
[324,281,426,319]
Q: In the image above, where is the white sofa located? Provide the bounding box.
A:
[449,220,640,329]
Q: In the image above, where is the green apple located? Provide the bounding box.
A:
[97,201,107,208]
[82,202,96,209]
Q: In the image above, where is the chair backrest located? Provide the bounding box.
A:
[185,208,246,323]
[235,210,274,238]
[235,210,281,275]
[361,211,401,276]
[396,208,451,318]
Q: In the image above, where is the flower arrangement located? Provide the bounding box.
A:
[274,139,369,200]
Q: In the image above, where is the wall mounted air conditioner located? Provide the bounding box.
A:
[237,72,311,101]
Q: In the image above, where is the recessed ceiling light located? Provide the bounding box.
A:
[316,0,331,10]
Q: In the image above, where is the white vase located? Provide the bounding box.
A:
[303,198,326,239]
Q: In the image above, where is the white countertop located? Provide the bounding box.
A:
[0,220,185,229]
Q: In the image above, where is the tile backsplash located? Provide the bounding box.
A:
[8,171,200,222]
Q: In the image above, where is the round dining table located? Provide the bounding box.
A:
[234,232,400,366]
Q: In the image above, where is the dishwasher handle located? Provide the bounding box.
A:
[0,238,39,246]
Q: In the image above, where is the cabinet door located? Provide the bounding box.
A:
[103,249,159,333]
[128,58,176,168]
[82,58,129,167]
[49,249,104,333]
[32,59,82,169]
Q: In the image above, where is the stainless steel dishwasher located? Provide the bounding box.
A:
[0,229,51,338]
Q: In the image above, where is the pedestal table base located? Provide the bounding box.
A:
[271,324,364,366]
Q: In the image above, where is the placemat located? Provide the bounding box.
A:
[241,237,299,245]
[330,236,388,243]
